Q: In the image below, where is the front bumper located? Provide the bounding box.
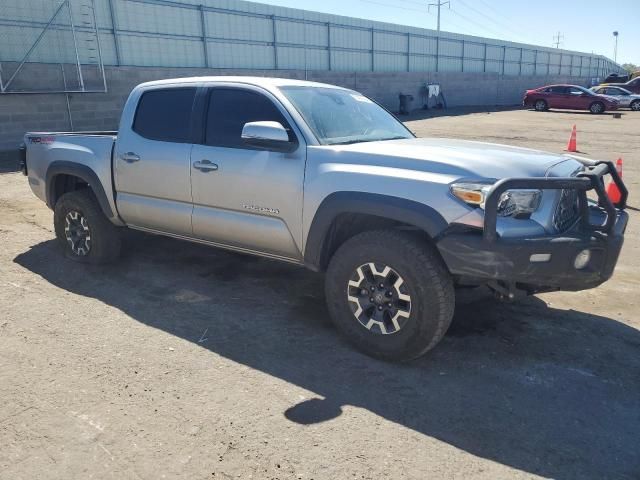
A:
[437,160,629,293]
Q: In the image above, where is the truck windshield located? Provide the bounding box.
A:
[279,86,414,145]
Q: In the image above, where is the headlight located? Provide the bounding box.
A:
[451,182,542,218]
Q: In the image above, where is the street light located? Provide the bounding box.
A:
[613,31,619,63]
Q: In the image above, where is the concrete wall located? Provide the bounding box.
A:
[0,63,593,163]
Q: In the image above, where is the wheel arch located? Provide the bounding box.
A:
[45,161,115,220]
[304,192,448,271]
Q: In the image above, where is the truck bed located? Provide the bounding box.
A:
[24,131,121,224]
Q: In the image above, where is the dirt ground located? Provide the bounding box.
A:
[1,107,639,480]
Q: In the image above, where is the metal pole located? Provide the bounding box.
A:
[271,15,277,70]
[61,64,74,131]
[569,54,574,77]
[327,23,331,71]
[482,43,486,73]
[407,33,410,72]
[461,40,465,72]
[558,52,562,76]
[533,50,538,76]
[3,0,68,91]
[107,0,121,66]
[501,45,506,75]
[518,48,523,76]
[68,0,86,91]
[436,36,440,73]
[90,0,108,92]
[371,27,375,71]
[201,5,210,68]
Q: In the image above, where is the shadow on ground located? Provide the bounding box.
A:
[14,232,640,480]
[402,105,522,122]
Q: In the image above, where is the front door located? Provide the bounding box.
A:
[190,85,306,261]
[114,86,197,235]
[566,86,591,110]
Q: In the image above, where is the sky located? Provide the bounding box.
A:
[258,0,639,66]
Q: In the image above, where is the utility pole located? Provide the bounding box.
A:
[428,0,450,32]
[613,31,619,63]
[553,31,564,49]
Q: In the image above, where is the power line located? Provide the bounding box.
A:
[357,0,432,15]
[447,6,505,39]
[456,0,530,43]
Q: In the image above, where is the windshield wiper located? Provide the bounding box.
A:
[328,136,409,146]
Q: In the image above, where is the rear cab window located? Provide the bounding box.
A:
[133,87,197,142]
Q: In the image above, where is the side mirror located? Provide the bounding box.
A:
[241,121,297,153]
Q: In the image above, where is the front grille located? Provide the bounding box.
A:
[553,188,580,232]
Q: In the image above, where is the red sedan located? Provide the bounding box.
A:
[523,84,619,114]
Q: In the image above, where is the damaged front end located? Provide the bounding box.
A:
[437,159,629,298]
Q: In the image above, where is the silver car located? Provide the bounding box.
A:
[591,85,640,111]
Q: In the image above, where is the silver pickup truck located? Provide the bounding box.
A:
[21,76,628,361]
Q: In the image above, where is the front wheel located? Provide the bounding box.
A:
[54,189,121,264]
[589,102,605,114]
[325,230,455,362]
[630,100,640,111]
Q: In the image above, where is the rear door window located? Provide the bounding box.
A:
[133,88,197,143]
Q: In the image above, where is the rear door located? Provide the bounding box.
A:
[546,86,568,108]
[189,85,307,260]
[114,86,197,235]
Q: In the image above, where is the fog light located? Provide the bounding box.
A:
[574,249,591,270]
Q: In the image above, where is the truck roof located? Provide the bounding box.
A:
[137,76,350,92]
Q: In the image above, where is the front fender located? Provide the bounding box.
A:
[304,191,448,269]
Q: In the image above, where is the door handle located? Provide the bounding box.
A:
[193,160,219,172]
[121,152,140,163]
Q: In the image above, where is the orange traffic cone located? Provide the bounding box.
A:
[606,157,623,204]
[566,124,577,152]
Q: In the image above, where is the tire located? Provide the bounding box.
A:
[53,189,121,264]
[589,102,605,114]
[534,99,548,112]
[325,230,455,362]
[630,100,640,111]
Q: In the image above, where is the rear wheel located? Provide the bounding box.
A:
[534,99,548,112]
[589,101,605,114]
[54,189,121,264]
[630,100,640,111]
[325,230,455,362]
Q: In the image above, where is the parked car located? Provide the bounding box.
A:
[21,77,628,361]
[600,76,640,94]
[591,85,640,111]
[523,84,619,113]
[603,73,629,83]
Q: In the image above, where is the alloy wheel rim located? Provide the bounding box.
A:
[347,262,412,335]
[64,210,91,256]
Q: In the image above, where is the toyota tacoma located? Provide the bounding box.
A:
[21,77,628,361]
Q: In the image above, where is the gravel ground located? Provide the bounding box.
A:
[1,107,639,480]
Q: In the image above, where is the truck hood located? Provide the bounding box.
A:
[328,137,581,179]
